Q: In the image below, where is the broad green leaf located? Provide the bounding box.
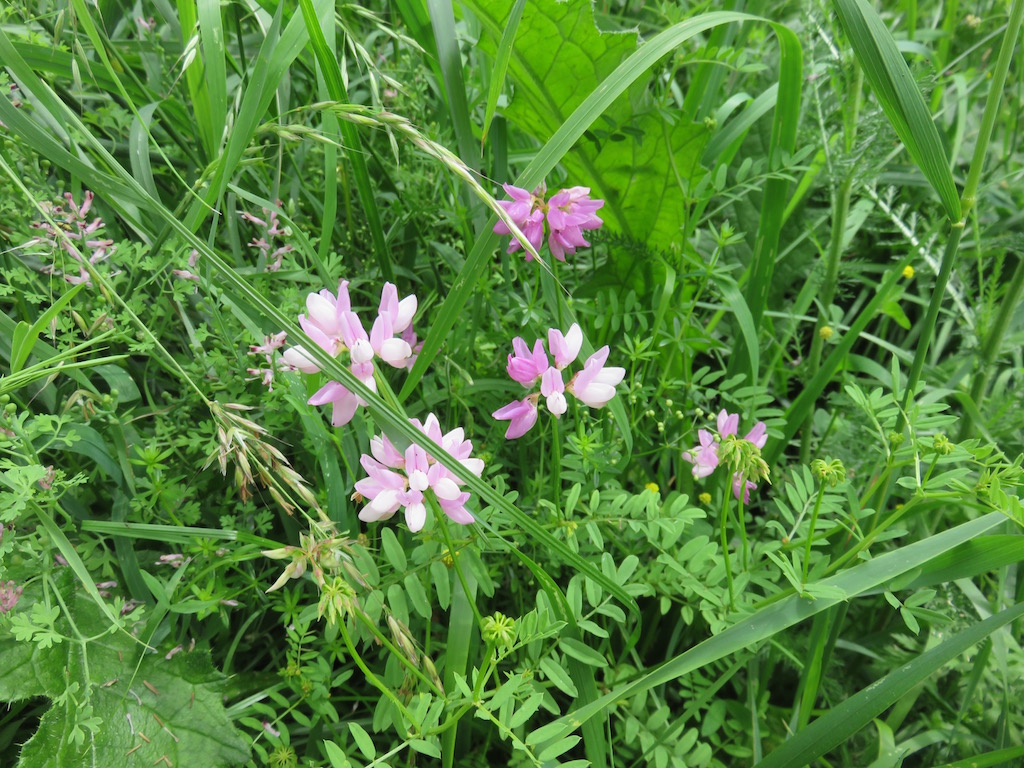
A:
[465,0,709,247]
[1,579,249,768]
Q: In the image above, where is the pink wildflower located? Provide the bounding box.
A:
[494,324,624,439]
[370,283,417,368]
[682,430,719,479]
[493,184,546,258]
[545,186,604,261]
[683,409,769,502]
[507,338,549,387]
[566,347,625,408]
[0,581,23,614]
[492,396,539,439]
[493,182,604,261]
[354,414,484,532]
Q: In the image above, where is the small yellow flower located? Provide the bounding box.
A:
[699,492,712,505]
[819,325,834,341]
[902,265,915,279]
[645,482,660,494]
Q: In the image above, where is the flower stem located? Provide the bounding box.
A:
[803,482,827,583]
[720,492,735,610]
[338,618,418,731]
[959,254,1024,439]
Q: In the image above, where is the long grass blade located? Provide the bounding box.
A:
[753,601,1024,768]
[481,0,527,146]
[297,0,394,281]
[832,0,961,222]
[532,511,1005,746]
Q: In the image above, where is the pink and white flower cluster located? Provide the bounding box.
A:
[355,414,484,532]
[493,183,604,261]
[32,191,115,286]
[493,323,625,439]
[282,280,420,427]
[683,410,768,503]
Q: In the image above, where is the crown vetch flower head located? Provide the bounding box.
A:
[507,338,549,387]
[682,429,719,479]
[494,324,624,439]
[493,183,546,258]
[354,414,484,532]
[492,182,603,261]
[683,408,770,501]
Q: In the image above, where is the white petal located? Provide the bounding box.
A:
[432,476,462,501]
[405,502,426,532]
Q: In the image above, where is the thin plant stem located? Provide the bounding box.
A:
[338,619,419,732]
[720,491,735,610]
[959,255,1024,439]
[900,0,1024,429]
[803,482,827,583]
[432,495,484,629]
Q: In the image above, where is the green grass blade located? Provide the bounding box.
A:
[933,746,1024,768]
[832,0,961,222]
[9,283,86,374]
[197,0,228,155]
[731,23,802,384]
[534,511,1005,746]
[426,0,480,170]
[753,601,1024,768]
[297,0,394,281]
[481,0,527,145]
[176,0,214,159]
[715,276,759,384]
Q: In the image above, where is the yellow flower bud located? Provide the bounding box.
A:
[902,265,915,279]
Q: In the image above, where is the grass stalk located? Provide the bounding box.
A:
[958,255,1024,439]
[899,0,1024,429]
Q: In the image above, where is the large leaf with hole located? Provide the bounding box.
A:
[0,578,249,768]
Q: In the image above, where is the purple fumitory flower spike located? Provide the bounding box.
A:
[492,182,604,261]
[354,414,484,532]
[493,323,625,439]
[683,408,769,502]
[281,279,419,427]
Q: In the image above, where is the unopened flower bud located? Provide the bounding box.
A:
[933,433,954,456]
[819,325,834,341]
[481,611,516,648]
[902,265,915,279]
[699,492,712,505]
[888,431,905,447]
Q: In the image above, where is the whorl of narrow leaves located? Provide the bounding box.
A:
[832,0,962,222]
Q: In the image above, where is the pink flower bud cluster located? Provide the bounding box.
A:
[683,410,768,503]
[241,203,293,272]
[355,414,484,532]
[281,280,420,427]
[493,183,604,261]
[0,581,23,614]
[32,191,115,286]
[493,323,625,439]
